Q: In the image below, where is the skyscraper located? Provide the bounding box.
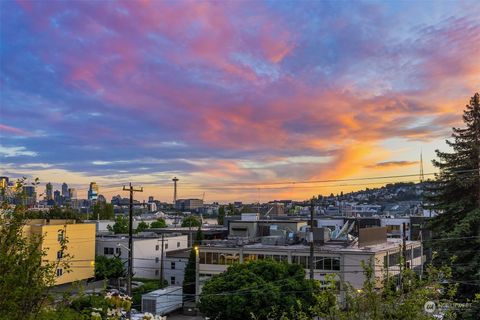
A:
[88,182,99,201]
[62,182,69,198]
[45,182,53,201]
[68,188,77,199]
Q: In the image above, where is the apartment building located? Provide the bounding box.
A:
[24,219,96,285]
[96,233,188,280]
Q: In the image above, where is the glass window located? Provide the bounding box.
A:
[171,262,175,270]
[115,247,121,255]
[57,250,63,259]
[206,252,212,264]
[171,277,175,285]
[413,246,422,259]
[104,247,114,255]
[56,268,63,277]
[199,252,206,264]
[177,242,180,248]
[315,257,324,270]
[155,257,159,263]
[155,270,159,276]
[211,252,219,264]
[155,245,159,251]
[165,243,168,249]
[257,254,265,260]
[324,258,332,270]
[332,258,340,271]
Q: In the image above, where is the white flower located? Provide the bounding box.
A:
[91,311,101,318]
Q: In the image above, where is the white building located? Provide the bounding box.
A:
[198,237,423,301]
[96,233,189,279]
[164,249,191,286]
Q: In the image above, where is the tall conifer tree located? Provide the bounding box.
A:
[426,93,480,300]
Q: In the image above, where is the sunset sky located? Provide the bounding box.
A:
[1,1,479,202]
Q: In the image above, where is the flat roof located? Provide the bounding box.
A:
[201,239,420,254]
[166,249,191,259]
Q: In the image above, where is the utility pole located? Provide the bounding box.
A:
[309,199,315,280]
[122,183,143,307]
[160,234,165,286]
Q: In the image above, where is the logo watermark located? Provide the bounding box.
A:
[424,301,436,313]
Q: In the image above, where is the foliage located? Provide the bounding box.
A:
[183,228,204,298]
[136,221,149,233]
[181,215,201,228]
[92,202,114,220]
[94,256,125,280]
[149,218,167,228]
[198,259,321,320]
[0,178,71,320]
[107,216,128,234]
[424,92,480,300]
[25,206,80,221]
[217,205,225,225]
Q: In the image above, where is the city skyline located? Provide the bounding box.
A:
[1,1,480,202]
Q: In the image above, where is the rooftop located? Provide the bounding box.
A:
[201,238,420,254]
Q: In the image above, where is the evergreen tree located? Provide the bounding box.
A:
[183,228,204,301]
[425,92,480,300]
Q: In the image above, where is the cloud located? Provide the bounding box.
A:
[0,1,479,201]
[0,145,37,157]
[367,161,419,169]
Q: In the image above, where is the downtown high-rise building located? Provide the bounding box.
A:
[68,188,77,199]
[62,182,69,198]
[88,182,99,201]
[45,182,53,201]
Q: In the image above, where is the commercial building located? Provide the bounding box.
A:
[175,199,203,211]
[198,234,423,300]
[23,219,96,285]
[45,182,53,201]
[88,182,99,201]
[96,233,189,280]
[22,185,36,206]
[62,182,69,198]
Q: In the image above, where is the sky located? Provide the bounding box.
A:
[1,0,479,203]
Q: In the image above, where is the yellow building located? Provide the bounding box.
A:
[24,219,96,285]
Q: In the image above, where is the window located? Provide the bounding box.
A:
[165,243,168,249]
[413,246,422,259]
[57,250,63,259]
[177,242,180,248]
[155,245,159,251]
[155,270,159,276]
[170,277,175,285]
[155,257,159,263]
[199,252,206,264]
[388,252,400,266]
[332,258,340,271]
[115,247,121,255]
[56,268,63,277]
[104,247,114,255]
[171,262,176,270]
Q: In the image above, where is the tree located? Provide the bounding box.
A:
[217,206,225,225]
[149,218,167,228]
[94,256,125,280]
[92,202,114,220]
[181,215,201,228]
[136,221,149,233]
[183,228,204,300]
[198,260,321,320]
[425,92,480,300]
[0,179,70,320]
[107,216,128,234]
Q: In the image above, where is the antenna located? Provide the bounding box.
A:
[420,150,425,183]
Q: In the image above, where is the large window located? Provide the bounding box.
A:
[413,246,422,259]
[104,247,114,255]
[388,252,400,266]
